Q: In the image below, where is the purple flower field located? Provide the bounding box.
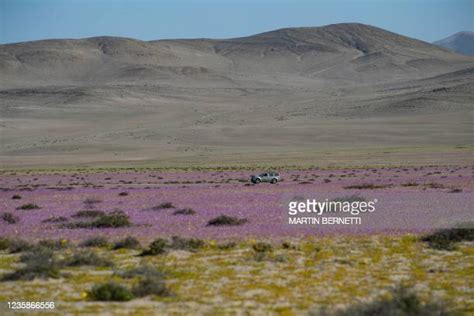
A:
[1,166,472,241]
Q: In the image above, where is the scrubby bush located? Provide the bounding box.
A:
[92,210,131,228]
[422,225,474,251]
[38,239,70,250]
[65,210,131,229]
[80,236,109,248]
[2,247,61,281]
[401,181,419,187]
[152,202,174,210]
[252,242,273,253]
[207,215,248,226]
[8,239,33,253]
[173,208,196,216]
[11,195,22,200]
[343,183,391,189]
[140,238,168,256]
[112,236,141,250]
[16,203,40,210]
[118,192,129,196]
[63,251,113,267]
[1,212,19,224]
[324,286,452,316]
[88,282,134,301]
[132,277,170,297]
[0,238,10,251]
[72,210,105,218]
[217,241,237,250]
[169,236,204,251]
[42,216,68,223]
[83,198,102,206]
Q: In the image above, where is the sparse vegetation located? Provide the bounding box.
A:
[112,236,141,250]
[344,183,391,189]
[207,215,248,226]
[324,286,452,316]
[88,282,134,302]
[151,202,174,210]
[65,210,131,229]
[80,236,109,248]
[132,277,170,297]
[8,239,33,253]
[252,242,273,253]
[140,238,168,256]
[173,208,196,215]
[72,210,105,218]
[38,239,70,250]
[63,251,113,267]
[11,195,22,200]
[42,216,68,223]
[16,203,40,210]
[421,225,474,250]
[2,247,61,281]
[169,236,204,251]
[1,212,19,224]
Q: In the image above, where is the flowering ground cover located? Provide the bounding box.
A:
[0,165,472,314]
[0,165,472,241]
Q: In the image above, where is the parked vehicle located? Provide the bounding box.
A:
[250,172,280,184]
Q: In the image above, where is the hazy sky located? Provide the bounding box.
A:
[1,0,473,44]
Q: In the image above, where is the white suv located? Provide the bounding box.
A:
[251,172,280,184]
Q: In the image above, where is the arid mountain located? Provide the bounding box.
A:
[1,23,473,167]
[434,31,474,56]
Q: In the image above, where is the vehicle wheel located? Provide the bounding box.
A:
[254,178,261,184]
[270,179,277,184]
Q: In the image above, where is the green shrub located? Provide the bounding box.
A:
[132,277,170,297]
[2,247,61,281]
[140,239,168,256]
[422,226,474,251]
[11,195,22,200]
[8,239,33,253]
[118,192,129,196]
[112,236,141,250]
[16,203,40,210]
[42,216,68,223]
[72,210,105,218]
[173,208,196,216]
[343,184,391,190]
[88,282,134,301]
[169,236,204,251]
[217,241,237,250]
[38,239,70,250]
[65,210,131,229]
[252,242,273,253]
[1,212,19,224]
[0,238,10,251]
[151,202,174,210]
[325,286,452,316]
[63,251,113,267]
[80,236,109,248]
[207,215,248,226]
[91,210,131,228]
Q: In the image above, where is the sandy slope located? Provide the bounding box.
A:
[0,23,473,168]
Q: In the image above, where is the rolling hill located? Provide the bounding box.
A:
[434,31,474,56]
[1,23,473,168]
